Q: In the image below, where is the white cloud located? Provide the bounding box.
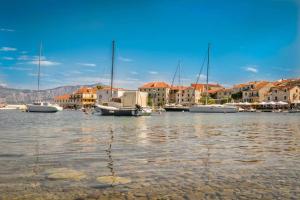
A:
[70,70,82,74]
[245,66,258,73]
[148,71,158,75]
[2,57,14,60]
[0,83,7,87]
[130,71,138,75]
[18,55,30,60]
[29,60,60,66]
[195,74,207,82]
[3,66,32,71]
[0,47,17,51]
[77,63,96,67]
[0,28,15,32]
[118,56,133,62]
[28,73,49,77]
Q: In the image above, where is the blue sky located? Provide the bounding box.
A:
[0,0,299,89]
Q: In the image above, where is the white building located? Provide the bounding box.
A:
[97,87,127,104]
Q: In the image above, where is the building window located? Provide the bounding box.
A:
[275,90,277,93]
[275,96,278,101]
[268,97,270,101]
[284,96,287,100]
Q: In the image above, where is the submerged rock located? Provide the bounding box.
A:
[96,176,131,185]
[46,168,86,181]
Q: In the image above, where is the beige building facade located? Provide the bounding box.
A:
[139,82,170,106]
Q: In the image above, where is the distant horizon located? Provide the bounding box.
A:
[0,0,299,89]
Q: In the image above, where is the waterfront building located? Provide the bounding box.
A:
[191,83,223,91]
[69,87,97,108]
[139,82,170,106]
[96,87,127,104]
[242,81,273,102]
[172,86,202,105]
[266,79,300,106]
[216,88,233,100]
[54,94,72,108]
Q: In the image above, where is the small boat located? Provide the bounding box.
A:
[95,104,148,116]
[190,104,238,113]
[26,43,62,113]
[288,109,300,113]
[26,101,62,113]
[164,105,189,112]
[189,43,237,113]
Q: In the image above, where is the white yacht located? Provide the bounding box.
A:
[190,43,238,113]
[26,43,62,113]
[27,101,63,113]
[190,104,238,113]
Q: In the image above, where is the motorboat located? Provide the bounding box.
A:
[95,104,150,116]
[26,101,62,113]
[164,104,190,112]
[189,104,238,113]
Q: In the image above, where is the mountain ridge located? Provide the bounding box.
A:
[0,83,104,104]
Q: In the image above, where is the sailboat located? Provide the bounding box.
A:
[189,44,238,113]
[164,60,190,112]
[95,41,151,116]
[26,43,62,113]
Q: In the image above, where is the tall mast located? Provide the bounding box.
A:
[37,42,42,92]
[110,40,115,99]
[178,60,181,87]
[205,43,210,105]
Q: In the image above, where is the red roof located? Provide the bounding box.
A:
[140,82,170,89]
[100,86,127,91]
[54,94,71,100]
[75,87,97,94]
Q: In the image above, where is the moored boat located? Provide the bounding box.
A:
[164,105,189,112]
[26,43,62,113]
[189,104,238,113]
[189,43,237,113]
[95,41,152,117]
[26,102,62,113]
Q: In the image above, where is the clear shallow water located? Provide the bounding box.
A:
[0,110,299,199]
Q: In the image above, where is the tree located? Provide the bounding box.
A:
[231,91,242,100]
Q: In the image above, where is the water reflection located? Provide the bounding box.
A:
[106,127,115,186]
[0,111,299,199]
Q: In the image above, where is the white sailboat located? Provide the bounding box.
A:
[95,41,151,116]
[26,43,62,113]
[189,44,238,113]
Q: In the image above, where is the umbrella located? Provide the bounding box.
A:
[277,101,288,105]
[269,101,276,105]
[259,102,267,105]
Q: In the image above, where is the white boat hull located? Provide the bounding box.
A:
[189,105,238,113]
[26,104,62,113]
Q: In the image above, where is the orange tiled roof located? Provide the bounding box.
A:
[140,82,170,88]
[191,83,222,89]
[54,94,71,100]
[170,85,189,90]
[75,87,97,94]
[208,88,223,94]
[217,88,232,93]
[252,81,270,90]
[100,86,127,91]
